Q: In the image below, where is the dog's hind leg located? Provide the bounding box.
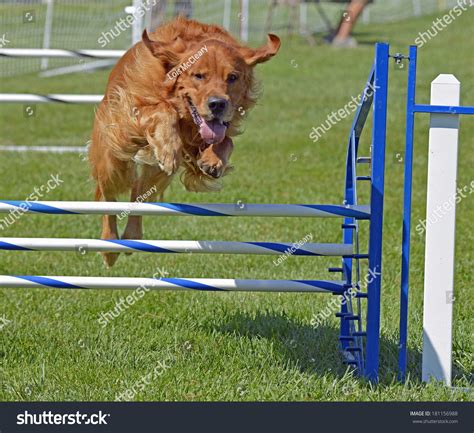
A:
[91,151,134,268]
[121,182,144,243]
[95,185,121,268]
[122,164,174,242]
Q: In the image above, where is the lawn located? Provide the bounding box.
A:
[0,11,472,401]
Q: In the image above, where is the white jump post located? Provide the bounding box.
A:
[131,0,144,44]
[223,0,232,30]
[41,0,54,71]
[422,74,460,387]
[299,2,308,36]
[240,0,249,42]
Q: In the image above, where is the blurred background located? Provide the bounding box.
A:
[0,0,464,77]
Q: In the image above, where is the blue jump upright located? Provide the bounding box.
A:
[397,45,474,382]
[332,43,388,381]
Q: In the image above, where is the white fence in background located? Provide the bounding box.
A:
[0,0,464,77]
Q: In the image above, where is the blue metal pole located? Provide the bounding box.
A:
[341,132,357,353]
[339,64,375,371]
[365,42,389,382]
[413,104,474,115]
[398,45,418,381]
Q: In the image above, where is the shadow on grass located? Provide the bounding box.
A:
[213,311,425,382]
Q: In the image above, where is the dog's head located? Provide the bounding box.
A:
[143,30,280,145]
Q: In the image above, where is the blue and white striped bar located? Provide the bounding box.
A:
[0,275,346,293]
[0,201,370,219]
[0,48,125,59]
[0,94,103,104]
[0,145,86,153]
[0,238,352,256]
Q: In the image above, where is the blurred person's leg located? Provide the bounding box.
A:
[332,0,369,47]
[175,0,192,18]
[148,0,167,32]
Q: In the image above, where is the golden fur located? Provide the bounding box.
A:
[89,17,280,267]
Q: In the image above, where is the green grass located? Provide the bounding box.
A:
[0,11,473,401]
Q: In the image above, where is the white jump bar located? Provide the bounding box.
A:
[0,145,86,153]
[0,48,125,59]
[0,94,103,104]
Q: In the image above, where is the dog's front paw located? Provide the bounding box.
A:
[197,157,226,178]
[196,138,233,179]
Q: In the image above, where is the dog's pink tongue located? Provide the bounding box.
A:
[199,119,227,145]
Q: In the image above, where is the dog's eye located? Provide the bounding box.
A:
[194,73,205,80]
[227,73,238,83]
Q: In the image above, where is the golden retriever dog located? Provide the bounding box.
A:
[89,17,280,267]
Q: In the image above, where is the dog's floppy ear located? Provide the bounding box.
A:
[239,34,281,66]
[142,29,180,70]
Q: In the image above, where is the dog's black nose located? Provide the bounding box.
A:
[207,97,228,116]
